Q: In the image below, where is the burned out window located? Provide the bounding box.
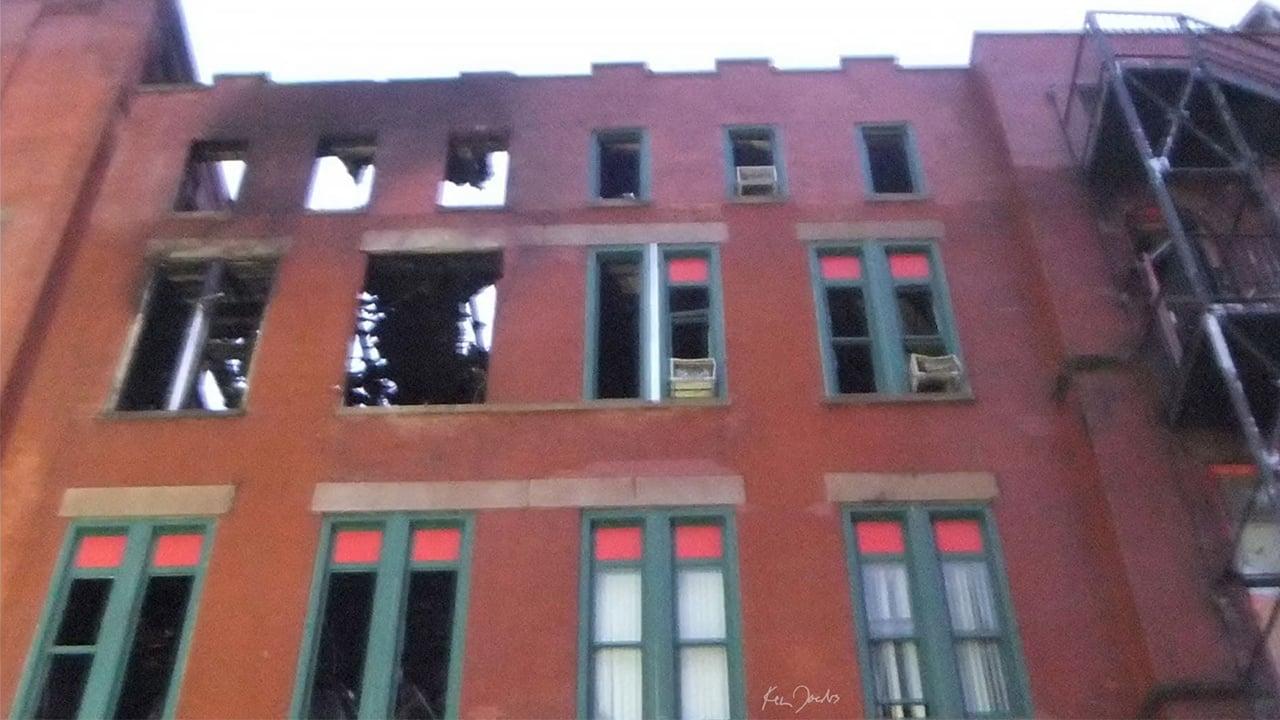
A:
[15,524,211,720]
[726,127,783,198]
[594,129,647,201]
[346,253,499,407]
[438,134,509,208]
[297,519,470,720]
[116,258,275,413]
[173,142,247,212]
[307,137,376,212]
[140,0,195,85]
[860,126,923,196]
[588,246,724,401]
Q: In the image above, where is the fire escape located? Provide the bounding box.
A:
[1058,11,1280,716]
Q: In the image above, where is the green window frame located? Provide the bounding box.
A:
[856,124,927,199]
[290,514,473,720]
[583,244,728,401]
[809,241,966,397]
[590,129,651,202]
[12,520,214,720]
[577,509,746,720]
[841,506,1032,719]
[723,125,786,199]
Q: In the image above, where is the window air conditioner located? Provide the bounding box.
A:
[735,165,777,195]
[908,353,963,393]
[670,358,717,399]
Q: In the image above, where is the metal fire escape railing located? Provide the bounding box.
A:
[1057,11,1280,715]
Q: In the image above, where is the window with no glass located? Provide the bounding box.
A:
[294,517,470,720]
[438,133,509,209]
[812,243,964,397]
[173,141,247,212]
[593,129,647,201]
[116,257,276,412]
[845,508,1030,719]
[582,512,744,720]
[859,125,924,196]
[14,523,211,720]
[726,127,783,198]
[307,137,376,211]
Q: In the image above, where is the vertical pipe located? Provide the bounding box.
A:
[165,260,224,411]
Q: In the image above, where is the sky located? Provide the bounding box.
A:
[178,0,1261,83]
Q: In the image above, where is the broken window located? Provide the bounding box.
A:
[299,520,468,720]
[727,127,782,197]
[346,253,499,407]
[813,243,963,396]
[589,246,723,401]
[594,130,646,201]
[307,137,376,211]
[860,126,922,195]
[116,258,276,412]
[437,134,509,208]
[16,526,209,720]
[140,0,195,85]
[173,141,247,212]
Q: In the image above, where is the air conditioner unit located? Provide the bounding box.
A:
[735,165,777,196]
[670,358,717,399]
[908,353,963,393]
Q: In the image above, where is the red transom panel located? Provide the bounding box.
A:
[153,534,203,568]
[934,519,984,553]
[889,253,931,279]
[332,529,383,564]
[412,528,461,562]
[668,257,709,283]
[595,526,643,561]
[75,535,127,569]
[856,521,905,554]
[675,525,723,559]
[820,255,862,281]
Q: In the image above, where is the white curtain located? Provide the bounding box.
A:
[677,569,726,641]
[593,569,643,720]
[862,563,914,637]
[863,562,925,717]
[870,641,926,718]
[679,646,730,720]
[594,648,642,720]
[594,570,642,643]
[942,561,1009,714]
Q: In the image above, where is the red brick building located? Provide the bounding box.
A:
[2,1,1278,718]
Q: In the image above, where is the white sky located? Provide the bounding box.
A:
[179,0,1260,83]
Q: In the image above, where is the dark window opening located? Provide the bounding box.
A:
[834,342,877,394]
[173,142,247,212]
[729,129,778,197]
[827,287,870,338]
[308,137,376,212]
[595,254,642,399]
[113,575,194,720]
[35,654,93,720]
[394,571,458,720]
[827,286,875,394]
[307,572,376,720]
[141,1,195,85]
[895,287,938,336]
[117,258,275,412]
[439,134,509,208]
[346,253,500,407]
[863,128,917,194]
[54,578,113,647]
[597,133,643,200]
[669,286,710,359]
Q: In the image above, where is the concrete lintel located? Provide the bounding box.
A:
[797,220,945,241]
[361,222,727,253]
[635,475,745,505]
[824,472,998,503]
[312,481,529,513]
[147,237,291,259]
[59,485,236,518]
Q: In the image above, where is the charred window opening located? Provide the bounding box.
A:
[173,142,247,212]
[35,577,113,719]
[113,576,195,719]
[141,1,195,85]
[117,258,275,412]
[394,571,457,720]
[308,137,376,212]
[862,127,919,195]
[596,131,644,200]
[346,253,500,407]
[728,128,780,197]
[826,285,877,394]
[438,134,509,208]
[307,572,376,720]
[594,254,643,399]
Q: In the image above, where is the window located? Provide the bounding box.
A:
[292,516,471,720]
[307,137,376,211]
[725,126,784,198]
[844,508,1030,719]
[580,511,744,720]
[1214,466,1280,677]
[585,246,725,401]
[437,133,509,209]
[116,257,277,412]
[811,243,964,397]
[592,129,648,202]
[173,141,247,212]
[858,125,925,197]
[346,253,499,407]
[13,522,211,720]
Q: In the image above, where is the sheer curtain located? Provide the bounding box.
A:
[594,569,643,720]
[677,568,730,720]
[942,561,1010,715]
[862,563,926,718]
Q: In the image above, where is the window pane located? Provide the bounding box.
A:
[114,576,194,719]
[954,640,1011,715]
[862,563,914,638]
[864,130,916,194]
[54,578,112,646]
[677,569,726,641]
[306,572,376,719]
[679,646,730,720]
[834,342,876,394]
[596,255,642,399]
[594,648,643,720]
[870,640,927,718]
[599,135,642,200]
[35,653,94,720]
[395,571,457,720]
[895,287,938,336]
[594,569,642,643]
[942,561,1000,634]
[827,287,869,338]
